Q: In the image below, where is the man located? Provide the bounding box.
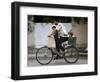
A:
[49,19,68,59]
[53,19,68,51]
[54,19,67,37]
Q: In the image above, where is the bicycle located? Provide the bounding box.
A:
[36,37,79,65]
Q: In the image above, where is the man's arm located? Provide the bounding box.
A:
[56,23,62,32]
[48,29,57,37]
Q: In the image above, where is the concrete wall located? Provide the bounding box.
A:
[72,22,87,48]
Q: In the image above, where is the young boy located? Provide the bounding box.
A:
[48,26,59,52]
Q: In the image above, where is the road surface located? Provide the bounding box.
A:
[27,54,87,67]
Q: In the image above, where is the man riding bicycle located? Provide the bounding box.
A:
[36,19,79,65]
[48,19,69,59]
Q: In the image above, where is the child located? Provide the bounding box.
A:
[48,26,59,51]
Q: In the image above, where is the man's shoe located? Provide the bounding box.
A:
[54,57,59,60]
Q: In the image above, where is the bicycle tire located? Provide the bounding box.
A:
[36,46,53,65]
[63,46,79,63]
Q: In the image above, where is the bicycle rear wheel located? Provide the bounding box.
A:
[36,46,53,65]
[64,47,79,63]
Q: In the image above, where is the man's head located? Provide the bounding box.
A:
[53,19,59,25]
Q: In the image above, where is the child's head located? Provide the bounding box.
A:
[68,30,73,37]
[52,26,56,30]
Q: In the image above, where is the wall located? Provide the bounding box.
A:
[72,23,87,48]
[28,23,72,48]
[28,22,87,48]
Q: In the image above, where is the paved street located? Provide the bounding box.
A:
[27,54,87,67]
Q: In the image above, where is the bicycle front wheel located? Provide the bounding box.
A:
[36,46,53,65]
[64,47,79,63]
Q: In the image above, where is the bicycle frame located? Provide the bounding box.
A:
[49,43,74,57]
[50,47,64,57]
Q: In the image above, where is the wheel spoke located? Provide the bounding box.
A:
[36,47,53,65]
[64,47,79,63]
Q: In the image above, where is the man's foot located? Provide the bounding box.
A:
[54,57,59,60]
[54,56,62,60]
